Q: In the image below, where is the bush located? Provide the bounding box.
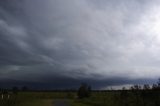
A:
[77,83,91,99]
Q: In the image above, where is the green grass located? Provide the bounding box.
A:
[16,99,53,106]
[0,91,75,106]
[1,91,160,106]
[69,99,91,106]
[70,91,160,106]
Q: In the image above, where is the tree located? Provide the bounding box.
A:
[152,84,158,90]
[130,85,141,91]
[21,86,28,91]
[77,83,91,99]
[141,84,151,106]
[157,78,160,89]
[12,86,19,94]
[130,85,141,105]
[87,85,92,97]
[122,87,126,90]
[121,87,128,106]
[143,84,150,90]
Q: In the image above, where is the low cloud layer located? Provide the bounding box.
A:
[0,0,160,89]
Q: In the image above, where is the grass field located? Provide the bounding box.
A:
[70,91,160,106]
[0,90,160,106]
[0,91,75,106]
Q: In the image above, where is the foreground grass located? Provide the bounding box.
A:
[0,91,74,106]
[17,99,53,106]
[1,91,160,106]
[70,100,90,106]
[70,91,160,106]
[0,99,53,106]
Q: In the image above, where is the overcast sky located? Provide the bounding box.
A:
[0,0,160,89]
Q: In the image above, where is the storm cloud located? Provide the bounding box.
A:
[0,0,160,89]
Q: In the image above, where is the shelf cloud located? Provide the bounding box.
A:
[0,0,160,89]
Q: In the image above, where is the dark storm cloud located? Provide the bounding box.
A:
[0,0,160,89]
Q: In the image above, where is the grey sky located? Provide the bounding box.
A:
[0,0,160,89]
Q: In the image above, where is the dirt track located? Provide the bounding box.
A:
[54,99,69,106]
